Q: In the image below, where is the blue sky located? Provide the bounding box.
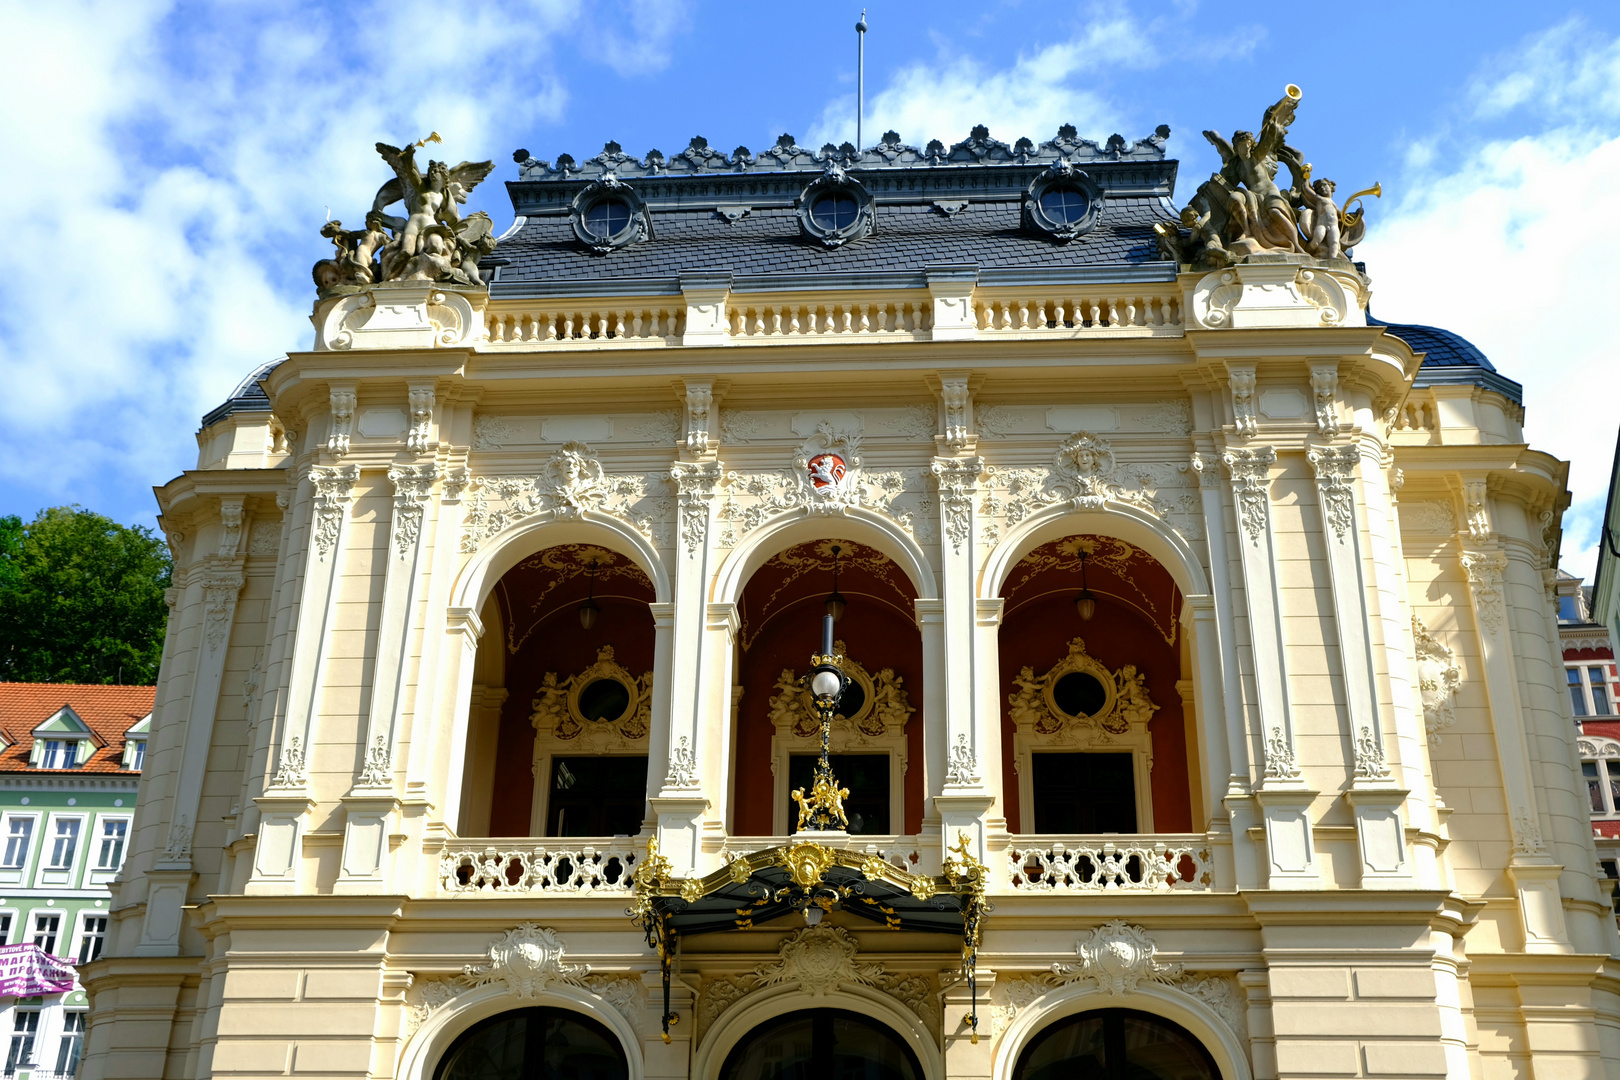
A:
[4,0,1620,577]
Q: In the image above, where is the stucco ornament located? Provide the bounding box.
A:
[457,444,666,551]
[754,925,883,996]
[463,924,589,998]
[1154,85,1379,269]
[1411,615,1461,744]
[313,136,497,295]
[1053,920,1183,996]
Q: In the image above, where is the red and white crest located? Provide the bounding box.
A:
[806,453,848,490]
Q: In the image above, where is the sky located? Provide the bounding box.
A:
[2,0,1619,577]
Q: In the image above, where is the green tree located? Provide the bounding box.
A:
[0,506,172,684]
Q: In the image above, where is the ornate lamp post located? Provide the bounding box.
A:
[791,612,850,831]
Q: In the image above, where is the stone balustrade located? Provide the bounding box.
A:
[972,290,1184,335]
[439,842,641,894]
[1003,836,1213,892]
[483,305,685,345]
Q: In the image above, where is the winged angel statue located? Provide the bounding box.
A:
[313,135,498,294]
[1156,86,1380,270]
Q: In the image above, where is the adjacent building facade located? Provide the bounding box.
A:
[0,683,148,1079]
[81,96,1620,1080]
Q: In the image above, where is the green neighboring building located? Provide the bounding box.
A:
[0,685,149,1079]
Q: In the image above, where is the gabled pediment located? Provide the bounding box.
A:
[32,704,96,740]
[125,712,152,738]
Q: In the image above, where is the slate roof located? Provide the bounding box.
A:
[200,356,285,428]
[1369,313,1522,405]
[0,683,152,776]
[491,196,1180,293]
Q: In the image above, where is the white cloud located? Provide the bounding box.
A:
[0,0,686,523]
[1360,19,1620,575]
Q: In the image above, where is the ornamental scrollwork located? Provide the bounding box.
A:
[1306,444,1357,542]
[457,442,668,552]
[530,646,653,750]
[1411,615,1461,744]
[754,925,882,995]
[309,464,360,559]
[1460,549,1509,633]
[1053,920,1182,996]
[387,463,437,558]
[1222,446,1275,546]
[1006,636,1158,742]
[767,642,914,742]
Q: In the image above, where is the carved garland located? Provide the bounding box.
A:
[458,442,667,552]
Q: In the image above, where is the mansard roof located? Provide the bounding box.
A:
[1370,313,1523,405]
[491,127,1181,295]
[200,356,285,427]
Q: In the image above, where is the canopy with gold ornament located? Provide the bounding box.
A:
[628,834,990,1043]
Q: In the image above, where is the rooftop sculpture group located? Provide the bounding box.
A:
[313,134,498,296]
[1156,85,1380,270]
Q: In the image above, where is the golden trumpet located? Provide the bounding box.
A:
[1285,83,1303,100]
[414,131,443,149]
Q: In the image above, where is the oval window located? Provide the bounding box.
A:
[584,198,633,240]
[810,193,859,230]
[835,679,867,721]
[578,677,631,723]
[1038,187,1089,225]
[1053,671,1108,717]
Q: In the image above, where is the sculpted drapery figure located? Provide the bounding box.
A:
[313,134,498,295]
[1156,85,1380,269]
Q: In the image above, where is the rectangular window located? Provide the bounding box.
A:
[3,818,33,868]
[1586,762,1606,813]
[39,738,80,769]
[96,819,127,870]
[32,912,60,954]
[76,914,107,964]
[1560,595,1581,621]
[1031,752,1139,833]
[1592,667,1612,715]
[48,818,80,869]
[130,739,146,770]
[1571,667,1590,717]
[786,754,892,836]
[545,756,649,838]
[0,913,11,944]
[6,1009,38,1070]
[54,1010,84,1074]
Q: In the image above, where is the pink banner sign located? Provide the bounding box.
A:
[0,943,78,997]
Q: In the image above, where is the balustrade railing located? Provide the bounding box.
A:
[726,299,932,340]
[973,292,1183,334]
[484,306,685,345]
[1004,836,1212,891]
[439,841,640,894]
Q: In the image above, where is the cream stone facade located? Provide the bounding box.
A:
[80,107,1620,1080]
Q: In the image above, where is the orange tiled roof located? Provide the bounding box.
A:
[0,682,153,775]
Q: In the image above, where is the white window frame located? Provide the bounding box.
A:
[54,1008,86,1074]
[93,815,131,872]
[74,911,108,964]
[6,1006,40,1070]
[34,814,86,886]
[0,908,16,945]
[0,813,39,876]
[31,910,63,955]
[34,737,83,770]
[1568,661,1616,718]
[1579,737,1620,818]
[127,737,147,771]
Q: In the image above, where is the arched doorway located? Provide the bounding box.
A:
[434,1006,628,1080]
[732,539,923,837]
[720,1008,924,1080]
[998,535,1194,835]
[1016,1009,1219,1080]
[460,543,656,837]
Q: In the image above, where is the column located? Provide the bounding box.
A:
[1459,542,1571,951]
[1306,443,1413,887]
[930,453,995,862]
[137,532,245,954]
[1221,446,1320,887]
[248,464,358,894]
[653,458,724,871]
[336,464,437,893]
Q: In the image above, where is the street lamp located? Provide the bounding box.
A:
[790,612,851,831]
[825,544,847,623]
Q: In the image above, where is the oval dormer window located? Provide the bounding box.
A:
[1038,186,1090,226]
[810,193,860,231]
[584,198,633,242]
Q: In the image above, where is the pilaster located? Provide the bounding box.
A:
[679,271,732,348]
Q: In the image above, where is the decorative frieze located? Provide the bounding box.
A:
[327,387,357,456]
[356,735,391,788]
[1221,446,1276,546]
[407,386,435,453]
[1353,726,1390,781]
[930,456,983,554]
[946,733,978,785]
[1306,444,1358,542]
[1229,366,1258,438]
[387,463,437,559]
[309,464,360,559]
[458,443,667,552]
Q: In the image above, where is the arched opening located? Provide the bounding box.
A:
[460,543,655,837]
[731,539,923,837]
[433,1006,628,1080]
[720,1008,923,1080]
[1014,1008,1220,1080]
[998,535,1194,836]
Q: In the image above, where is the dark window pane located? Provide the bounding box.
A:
[721,1010,922,1080]
[1039,187,1089,224]
[788,754,889,835]
[585,199,632,239]
[578,678,631,723]
[1031,752,1137,833]
[1015,1009,1218,1080]
[811,195,859,230]
[1052,671,1108,717]
[435,1008,627,1080]
[548,756,647,837]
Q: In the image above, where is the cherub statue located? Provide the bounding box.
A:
[372,142,495,257]
[1113,664,1159,733]
[791,774,850,831]
[1202,86,1306,256]
[530,672,576,739]
[868,668,915,735]
[1007,666,1048,730]
[768,669,815,737]
[312,211,393,292]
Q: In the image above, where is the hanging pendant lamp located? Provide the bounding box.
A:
[1074,549,1097,622]
[578,560,601,630]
